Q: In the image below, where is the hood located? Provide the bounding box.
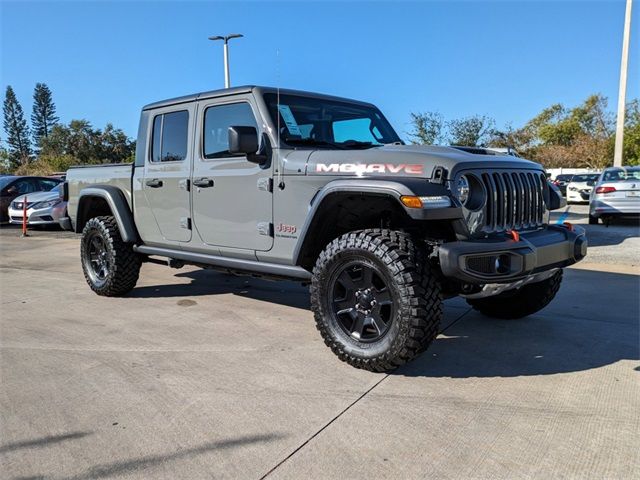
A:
[13,190,60,204]
[306,144,542,179]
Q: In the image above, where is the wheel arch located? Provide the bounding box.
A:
[293,179,460,270]
[76,186,139,243]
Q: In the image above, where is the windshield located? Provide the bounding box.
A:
[571,174,600,182]
[556,175,573,181]
[263,93,401,148]
[50,184,63,193]
[603,168,640,182]
[0,176,15,190]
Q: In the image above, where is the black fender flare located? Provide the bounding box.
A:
[76,186,138,243]
[292,178,461,265]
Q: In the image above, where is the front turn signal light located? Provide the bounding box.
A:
[400,196,423,208]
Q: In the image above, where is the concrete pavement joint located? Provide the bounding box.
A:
[258,373,390,479]
[258,307,473,479]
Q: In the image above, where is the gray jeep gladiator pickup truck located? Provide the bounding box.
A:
[63,86,587,371]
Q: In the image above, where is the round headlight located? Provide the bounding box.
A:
[456,175,470,205]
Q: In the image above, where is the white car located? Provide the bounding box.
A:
[589,166,640,224]
[8,184,67,226]
[565,173,601,203]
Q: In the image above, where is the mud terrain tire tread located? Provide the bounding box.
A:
[310,229,442,372]
[81,215,141,296]
[467,270,563,319]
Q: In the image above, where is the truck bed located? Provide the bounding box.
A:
[66,163,133,223]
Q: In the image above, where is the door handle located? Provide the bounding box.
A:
[145,179,163,188]
[193,178,214,188]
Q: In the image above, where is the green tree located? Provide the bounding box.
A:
[622,99,640,166]
[448,115,495,146]
[31,83,59,149]
[2,86,31,168]
[40,119,135,165]
[408,112,445,145]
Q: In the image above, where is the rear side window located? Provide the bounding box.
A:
[151,110,189,162]
[203,103,258,159]
[38,178,60,191]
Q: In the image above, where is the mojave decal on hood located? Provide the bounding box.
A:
[307,144,540,178]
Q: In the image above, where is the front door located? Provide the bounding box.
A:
[192,98,273,251]
[142,106,194,243]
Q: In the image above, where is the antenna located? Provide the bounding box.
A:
[276,48,284,190]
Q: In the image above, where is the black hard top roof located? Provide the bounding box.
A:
[142,86,375,111]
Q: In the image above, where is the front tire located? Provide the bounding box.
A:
[310,229,442,372]
[467,270,563,319]
[81,216,141,296]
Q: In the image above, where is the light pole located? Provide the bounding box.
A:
[208,34,244,88]
[614,0,633,167]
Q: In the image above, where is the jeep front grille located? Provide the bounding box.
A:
[464,170,548,235]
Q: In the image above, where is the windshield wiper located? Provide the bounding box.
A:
[284,138,347,149]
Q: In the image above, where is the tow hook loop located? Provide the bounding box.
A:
[563,222,574,231]
[506,229,520,242]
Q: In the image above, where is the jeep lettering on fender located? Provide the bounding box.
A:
[64,85,587,372]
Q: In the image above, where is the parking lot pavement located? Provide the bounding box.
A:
[1,215,638,479]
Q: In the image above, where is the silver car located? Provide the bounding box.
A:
[8,184,68,227]
[589,166,640,224]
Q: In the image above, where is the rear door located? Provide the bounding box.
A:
[192,96,273,251]
[142,106,194,242]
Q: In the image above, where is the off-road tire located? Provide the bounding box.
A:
[310,229,442,372]
[467,270,563,319]
[80,216,141,296]
[589,214,599,225]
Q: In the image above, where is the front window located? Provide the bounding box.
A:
[263,93,401,149]
[203,103,258,159]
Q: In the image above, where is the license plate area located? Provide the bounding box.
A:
[626,191,640,197]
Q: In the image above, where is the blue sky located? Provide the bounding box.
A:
[1,0,638,141]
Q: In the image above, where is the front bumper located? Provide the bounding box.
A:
[438,224,587,284]
[8,202,66,226]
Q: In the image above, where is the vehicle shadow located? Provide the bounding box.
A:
[14,433,284,480]
[396,269,639,378]
[0,431,92,454]
[128,269,312,310]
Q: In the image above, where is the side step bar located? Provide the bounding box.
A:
[133,245,312,281]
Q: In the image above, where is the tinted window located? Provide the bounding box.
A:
[151,110,189,162]
[203,103,258,159]
[12,179,39,194]
[151,115,162,162]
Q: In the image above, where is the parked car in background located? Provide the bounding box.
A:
[565,173,601,203]
[589,166,640,224]
[0,176,62,223]
[552,174,574,196]
[8,183,67,227]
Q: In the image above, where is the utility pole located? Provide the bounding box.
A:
[208,34,244,88]
[614,0,633,167]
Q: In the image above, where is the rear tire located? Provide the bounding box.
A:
[467,270,563,319]
[589,214,599,225]
[310,229,442,372]
[80,216,141,296]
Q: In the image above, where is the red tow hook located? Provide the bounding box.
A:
[506,229,520,242]
[562,222,575,232]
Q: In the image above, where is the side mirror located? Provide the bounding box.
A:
[587,180,596,187]
[228,126,259,156]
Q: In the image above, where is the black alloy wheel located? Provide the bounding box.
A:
[329,261,395,342]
